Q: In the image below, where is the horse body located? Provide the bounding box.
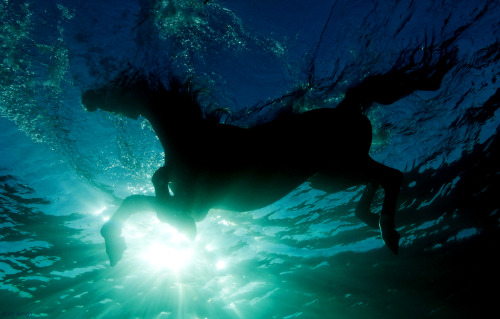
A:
[151,106,374,215]
[82,77,402,266]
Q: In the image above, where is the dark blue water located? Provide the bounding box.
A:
[1,0,499,318]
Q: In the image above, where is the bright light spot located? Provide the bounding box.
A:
[219,219,236,226]
[169,229,189,243]
[93,206,107,216]
[124,222,147,239]
[142,242,193,271]
[216,260,226,270]
[122,213,198,272]
[102,216,110,222]
[157,312,172,319]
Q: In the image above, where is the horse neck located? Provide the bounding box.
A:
[144,105,207,156]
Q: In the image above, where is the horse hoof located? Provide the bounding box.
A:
[382,229,400,255]
[101,221,126,266]
[379,215,400,255]
[104,235,127,267]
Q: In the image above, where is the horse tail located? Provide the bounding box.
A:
[337,46,457,114]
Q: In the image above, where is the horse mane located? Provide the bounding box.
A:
[86,68,224,126]
[137,74,228,126]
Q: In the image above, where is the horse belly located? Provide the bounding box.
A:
[209,169,309,212]
[299,110,372,164]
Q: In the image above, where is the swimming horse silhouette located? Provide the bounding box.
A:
[82,51,454,266]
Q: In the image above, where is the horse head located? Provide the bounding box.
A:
[82,85,146,119]
[82,74,205,128]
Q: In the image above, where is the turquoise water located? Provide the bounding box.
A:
[1,0,499,318]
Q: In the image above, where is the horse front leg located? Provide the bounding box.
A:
[101,195,198,266]
[101,195,157,266]
[152,165,198,238]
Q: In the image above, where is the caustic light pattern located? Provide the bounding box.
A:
[0,0,499,318]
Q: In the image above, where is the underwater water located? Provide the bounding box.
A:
[1,0,499,318]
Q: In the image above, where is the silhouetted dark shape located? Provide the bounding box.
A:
[82,48,455,266]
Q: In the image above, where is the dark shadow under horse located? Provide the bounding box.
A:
[82,51,454,266]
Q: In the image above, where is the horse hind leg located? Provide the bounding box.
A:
[364,157,403,255]
[309,170,384,229]
[309,156,402,254]
[355,182,380,229]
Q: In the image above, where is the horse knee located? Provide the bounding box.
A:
[122,195,144,208]
[119,195,156,214]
